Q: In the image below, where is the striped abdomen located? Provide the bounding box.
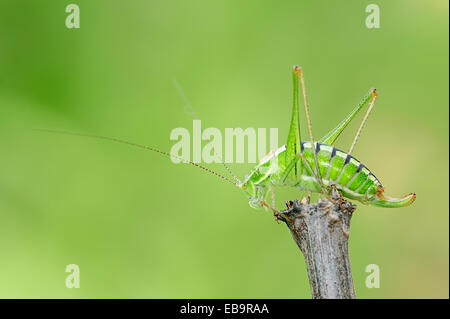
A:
[251,142,414,207]
[298,141,382,202]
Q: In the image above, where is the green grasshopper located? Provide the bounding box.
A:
[237,65,415,211]
[38,65,415,212]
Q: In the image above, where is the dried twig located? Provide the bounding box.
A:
[276,190,356,299]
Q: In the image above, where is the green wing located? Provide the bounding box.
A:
[319,89,375,145]
[285,67,302,177]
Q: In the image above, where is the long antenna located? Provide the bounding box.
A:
[34,128,238,187]
[173,79,241,184]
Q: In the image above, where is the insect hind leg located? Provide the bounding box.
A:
[348,89,378,155]
[293,66,325,191]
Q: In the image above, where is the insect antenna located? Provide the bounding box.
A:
[173,79,242,184]
[34,128,238,187]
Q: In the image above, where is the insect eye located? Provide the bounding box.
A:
[242,183,247,189]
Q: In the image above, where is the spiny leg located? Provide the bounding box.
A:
[348,89,378,155]
[293,66,325,192]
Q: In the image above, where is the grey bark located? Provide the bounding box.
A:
[276,191,356,299]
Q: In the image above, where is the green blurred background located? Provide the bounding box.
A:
[0,0,448,298]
